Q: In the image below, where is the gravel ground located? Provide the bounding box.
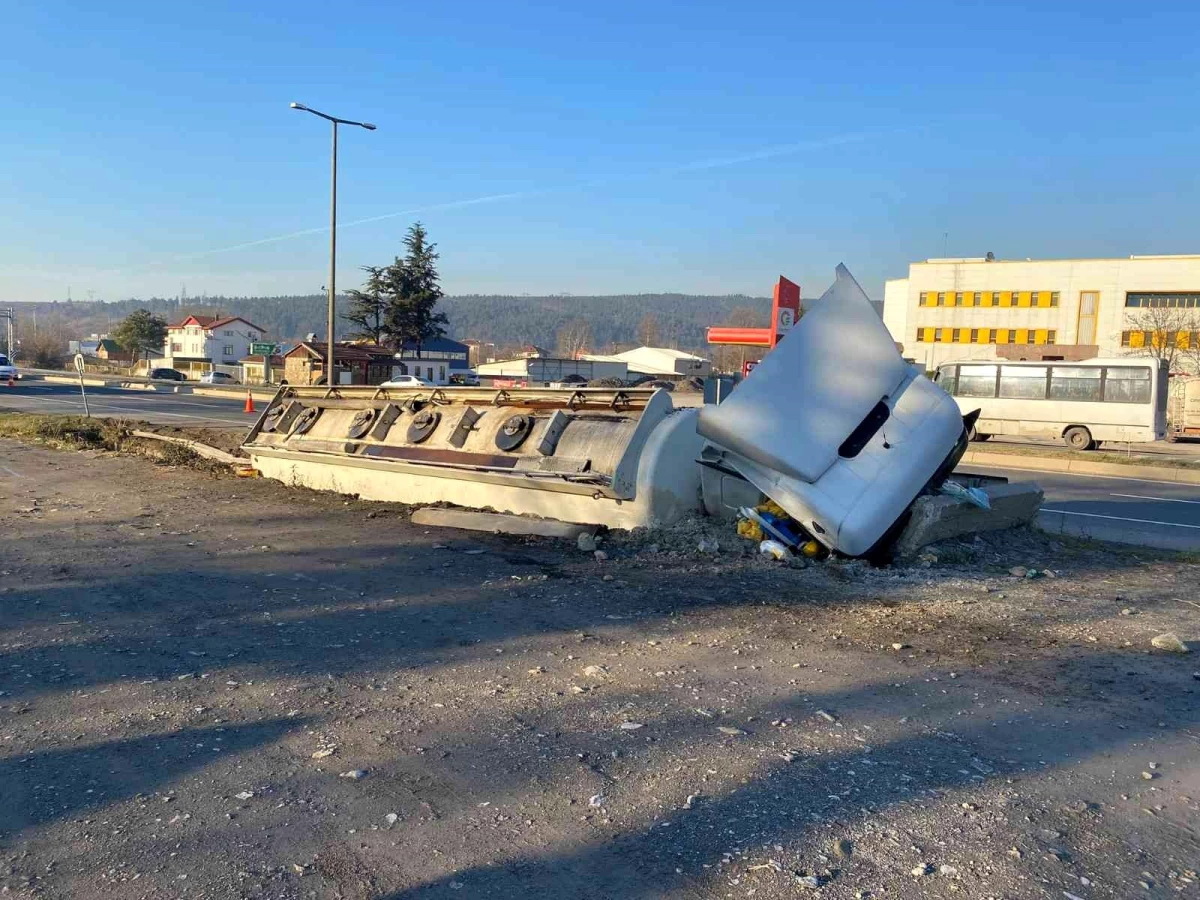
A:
[1,436,1198,900]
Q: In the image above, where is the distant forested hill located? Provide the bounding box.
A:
[14,292,771,355]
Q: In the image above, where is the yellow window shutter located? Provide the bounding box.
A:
[1130,331,1145,348]
[1177,331,1190,350]
[1034,329,1048,344]
[981,291,994,307]
[1017,291,1031,308]
[997,328,1009,343]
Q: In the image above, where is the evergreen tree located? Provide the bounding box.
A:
[342,265,388,344]
[383,222,448,355]
[111,309,168,361]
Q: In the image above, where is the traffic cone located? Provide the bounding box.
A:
[6,374,13,388]
[244,390,256,414]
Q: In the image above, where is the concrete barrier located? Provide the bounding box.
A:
[893,481,1045,558]
[961,449,1200,485]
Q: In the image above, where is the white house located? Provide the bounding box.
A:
[162,315,265,376]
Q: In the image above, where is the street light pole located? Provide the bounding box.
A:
[290,102,376,388]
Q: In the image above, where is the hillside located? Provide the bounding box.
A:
[11,292,771,355]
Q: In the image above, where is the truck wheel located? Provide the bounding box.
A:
[1063,426,1093,450]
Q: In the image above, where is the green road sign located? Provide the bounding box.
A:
[250,342,277,356]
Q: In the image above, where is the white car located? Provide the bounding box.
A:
[380,374,433,388]
[0,355,18,382]
[199,371,238,385]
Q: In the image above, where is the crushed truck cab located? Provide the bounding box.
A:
[697,265,970,558]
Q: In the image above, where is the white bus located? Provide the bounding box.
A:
[933,358,1167,450]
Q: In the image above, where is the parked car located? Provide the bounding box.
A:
[0,355,19,382]
[149,367,187,382]
[380,374,433,388]
[449,372,480,386]
[199,371,239,385]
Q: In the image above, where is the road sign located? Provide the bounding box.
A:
[73,353,91,417]
[250,342,278,357]
[74,353,86,375]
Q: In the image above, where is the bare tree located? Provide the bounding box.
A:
[1124,304,1200,373]
[637,313,660,347]
[555,318,592,359]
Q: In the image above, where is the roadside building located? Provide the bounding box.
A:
[392,337,471,385]
[609,346,712,379]
[883,254,1200,371]
[239,354,285,385]
[475,355,628,386]
[162,315,266,377]
[283,341,394,386]
[94,338,135,363]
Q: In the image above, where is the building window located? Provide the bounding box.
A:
[1125,291,1200,308]
[1046,330,1057,345]
[934,328,945,342]
[919,292,928,306]
[224,330,233,336]
[936,292,946,306]
[955,292,964,306]
[171,342,182,353]
[972,292,982,306]
[1050,292,1060,307]
[222,344,235,356]
[970,328,979,343]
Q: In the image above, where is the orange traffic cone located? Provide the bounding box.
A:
[244,390,256,414]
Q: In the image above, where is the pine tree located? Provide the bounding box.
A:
[112,309,168,361]
[342,265,388,344]
[383,223,448,355]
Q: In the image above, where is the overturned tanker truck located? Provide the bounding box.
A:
[243,266,985,560]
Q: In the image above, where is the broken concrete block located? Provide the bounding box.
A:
[893,481,1043,558]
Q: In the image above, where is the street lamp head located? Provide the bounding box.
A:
[290,102,307,110]
[360,122,377,131]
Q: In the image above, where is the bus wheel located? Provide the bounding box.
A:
[1063,426,1093,450]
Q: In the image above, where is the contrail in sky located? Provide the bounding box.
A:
[105,128,905,275]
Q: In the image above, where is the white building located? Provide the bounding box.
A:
[882,254,1200,371]
[162,315,266,376]
[476,356,628,386]
[608,346,712,379]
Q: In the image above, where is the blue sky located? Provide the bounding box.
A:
[1,0,1198,303]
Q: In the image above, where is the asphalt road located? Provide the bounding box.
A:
[0,380,254,427]
[961,463,1200,551]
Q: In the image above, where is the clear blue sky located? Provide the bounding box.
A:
[2,0,1198,304]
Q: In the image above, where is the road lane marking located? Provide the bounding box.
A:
[965,463,1199,489]
[1040,508,1200,529]
[6,394,243,423]
[1110,492,1200,505]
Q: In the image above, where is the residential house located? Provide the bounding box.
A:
[163,315,266,376]
[94,339,135,363]
[282,341,394,386]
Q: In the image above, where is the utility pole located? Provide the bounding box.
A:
[290,102,376,388]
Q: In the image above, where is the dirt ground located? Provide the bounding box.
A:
[1,436,1198,900]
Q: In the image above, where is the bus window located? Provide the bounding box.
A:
[999,365,1048,399]
[956,364,998,398]
[934,365,957,392]
[1103,366,1151,404]
[1048,366,1102,401]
